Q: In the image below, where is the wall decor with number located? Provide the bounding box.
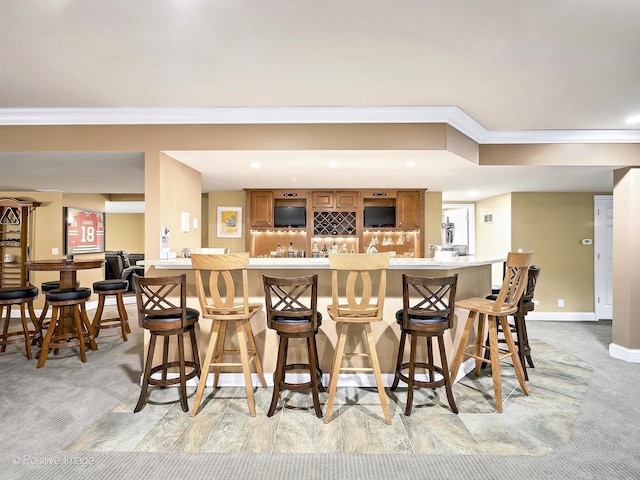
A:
[65,207,105,254]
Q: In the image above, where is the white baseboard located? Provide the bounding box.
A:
[147,359,477,388]
[609,343,640,363]
[526,311,596,321]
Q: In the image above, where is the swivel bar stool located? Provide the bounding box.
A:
[133,274,201,413]
[0,285,39,359]
[263,274,324,418]
[37,287,98,368]
[391,274,458,416]
[92,279,131,341]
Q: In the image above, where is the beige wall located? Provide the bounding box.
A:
[424,191,443,247]
[205,191,247,254]
[476,193,511,285]
[144,152,202,261]
[511,192,597,313]
[105,213,144,253]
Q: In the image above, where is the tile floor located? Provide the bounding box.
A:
[66,338,591,456]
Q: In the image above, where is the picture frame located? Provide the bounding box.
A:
[64,207,106,254]
[216,206,242,238]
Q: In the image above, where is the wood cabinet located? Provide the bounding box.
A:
[312,191,358,210]
[248,190,273,227]
[396,190,421,229]
[0,198,39,287]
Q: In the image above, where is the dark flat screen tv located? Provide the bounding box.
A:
[364,206,396,228]
[274,206,307,228]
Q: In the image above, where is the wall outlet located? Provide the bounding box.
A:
[517,248,523,253]
[533,300,540,306]
[52,247,59,255]
[558,298,565,308]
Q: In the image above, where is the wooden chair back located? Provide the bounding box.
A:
[133,273,188,330]
[190,252,257,319]
[491,251,533,314]
[262,274,319,333]
[328,252,390,321]
[400,273,458,330]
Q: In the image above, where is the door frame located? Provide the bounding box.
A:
[594,194,613,320]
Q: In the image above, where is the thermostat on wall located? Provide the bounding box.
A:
[581,238,593,245]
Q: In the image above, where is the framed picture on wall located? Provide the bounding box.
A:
[217,206,242,238]
[65,207,106,254]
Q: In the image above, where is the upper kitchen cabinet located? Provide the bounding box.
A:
[248,190,274,228]
[311,191,359,210]
[396,190,422,229]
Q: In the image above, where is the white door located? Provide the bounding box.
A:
[594,195,613,320]
[442,204,476,254]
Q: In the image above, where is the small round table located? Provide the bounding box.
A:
[27,259,105,343]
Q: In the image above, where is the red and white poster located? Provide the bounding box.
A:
[66,208,105,254]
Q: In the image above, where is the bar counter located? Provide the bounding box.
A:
[139,256,504,385]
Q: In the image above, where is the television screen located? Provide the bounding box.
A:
[364,206,396,228]
[274,206,307,228]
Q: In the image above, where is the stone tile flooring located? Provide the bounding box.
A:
[66,339,591,455]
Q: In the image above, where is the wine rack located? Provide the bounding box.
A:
[313,211,357,236]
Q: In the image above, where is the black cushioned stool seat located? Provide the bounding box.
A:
[0,286,40,359]
[37,287,97,368]
[92,279,131,341]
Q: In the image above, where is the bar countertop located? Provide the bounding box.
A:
[140,255,504,270]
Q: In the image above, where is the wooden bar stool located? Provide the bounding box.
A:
[483,265,541,380]
[449,251,533,412]
[324,252,392,425]
[391,274,458,416]
[133,274,201,413]
[37,287,98,368]
[39,280,79,337]
[190,252,267,417]
[0,285,40,359]
[263,274,324,418]
[92,279,131,340]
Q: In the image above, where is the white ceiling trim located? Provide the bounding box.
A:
[1,106,640,145]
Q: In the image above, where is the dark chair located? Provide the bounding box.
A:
[92,279,131,340]
[391,274,458,415]
[105,251,144,293]
[0,285,39,359]
[133,274,201,413]
[484,265,540,380]
[263,274,324,418]
[37,287,97,368]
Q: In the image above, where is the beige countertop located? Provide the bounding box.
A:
[140,255,505,270]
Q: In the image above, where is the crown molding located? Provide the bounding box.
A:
[1,106,639,145]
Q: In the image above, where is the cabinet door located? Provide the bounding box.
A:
[335,191,359,209]
[396,191,421,229]
[312,191,334,209]
[250,191,273,227]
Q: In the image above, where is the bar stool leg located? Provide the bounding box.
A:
[243,319,267,387]
[307,335,323,418]
[487,315,503,412]
[191,320,223,416]
[364,322,391,425]
[449,310,476,381]
[268,335,288,417]
[37,309,60,369]
[324,322,348,424]
[92,293,106,338]
[236,319,256,416]
[135,334,157,412]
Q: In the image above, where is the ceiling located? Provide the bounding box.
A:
[1,0,639,201]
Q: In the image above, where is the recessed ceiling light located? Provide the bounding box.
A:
[329,160,340,168]
[625,114,640,124]
[466,190,479,198]
[249,161,261,169]
[405,162,416,168]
